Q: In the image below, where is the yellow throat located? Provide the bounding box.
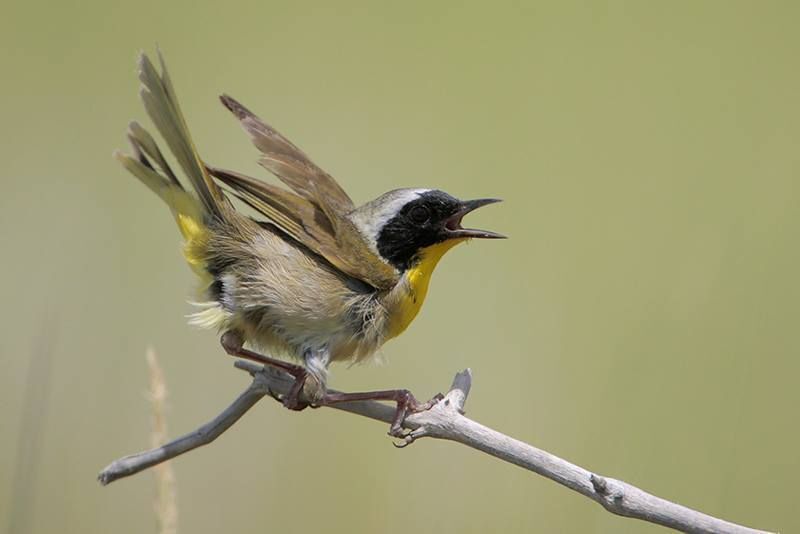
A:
[386,238,466,339]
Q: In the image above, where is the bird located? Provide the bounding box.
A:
[115,51,504,436]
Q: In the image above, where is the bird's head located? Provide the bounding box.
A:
[350,189,505,272]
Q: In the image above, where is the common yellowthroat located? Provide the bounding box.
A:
[116,51,503,436]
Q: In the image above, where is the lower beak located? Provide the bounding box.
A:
[445,198,506,239]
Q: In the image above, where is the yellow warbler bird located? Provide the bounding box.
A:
[116,51,504,435]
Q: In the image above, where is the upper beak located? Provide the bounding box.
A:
[444,198,506,239]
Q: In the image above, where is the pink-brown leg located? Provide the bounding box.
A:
[220,331,309,410]
[322,389,444,437]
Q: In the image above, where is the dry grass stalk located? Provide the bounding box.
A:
[146,347,178,534]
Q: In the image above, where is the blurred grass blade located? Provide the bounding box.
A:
[146,347,178,534]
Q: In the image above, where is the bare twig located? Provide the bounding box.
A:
[146,348,178,534]
[98,371,267,485]
[99,362,774,534]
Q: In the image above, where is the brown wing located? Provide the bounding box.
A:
[209,98,398,289]
[208,165,397,290]
[219,94,353,225]
[209,166,321,241]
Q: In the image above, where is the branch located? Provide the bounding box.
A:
[98,373,266,485]
[99,363,774,534]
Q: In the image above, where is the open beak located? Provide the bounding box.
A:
[444,198,506,239]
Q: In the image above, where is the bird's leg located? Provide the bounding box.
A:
[321,389,444,438]
[220,331,309,411]
[220,331,304,375]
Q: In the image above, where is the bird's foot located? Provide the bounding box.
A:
[280,370,311,411]
[321,388,444,442]
[388,392,444,446]
[220,331,311,410]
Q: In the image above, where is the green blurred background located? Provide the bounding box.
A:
[1,1,798,533]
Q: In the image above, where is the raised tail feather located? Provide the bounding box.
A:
[115,51,228,279]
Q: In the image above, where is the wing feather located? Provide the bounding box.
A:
[218,94,354,217]
[215,94,398,289]
[207,165,397,289]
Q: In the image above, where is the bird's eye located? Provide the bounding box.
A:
[408,205,430,223]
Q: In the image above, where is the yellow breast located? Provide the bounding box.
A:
[386,238,466,339]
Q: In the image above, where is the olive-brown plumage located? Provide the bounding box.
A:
[116,50,503,433]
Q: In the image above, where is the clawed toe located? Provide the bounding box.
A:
[388,419,408,439]
[387,392,443,440]
[411,392,444,413]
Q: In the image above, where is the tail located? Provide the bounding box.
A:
[115,51,229,278]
